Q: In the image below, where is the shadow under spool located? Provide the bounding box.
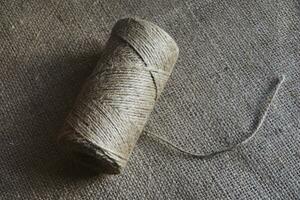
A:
[58,18,179,174]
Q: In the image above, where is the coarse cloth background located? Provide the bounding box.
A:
[0,0,300,199]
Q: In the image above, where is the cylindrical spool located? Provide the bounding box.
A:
[59,18,179,174]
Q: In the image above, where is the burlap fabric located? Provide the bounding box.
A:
[1,0,299,199]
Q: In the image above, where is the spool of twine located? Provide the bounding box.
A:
[58,18,179,174]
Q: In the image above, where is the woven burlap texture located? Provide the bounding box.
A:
[0,0,299,199]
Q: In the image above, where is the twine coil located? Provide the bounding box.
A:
[59,18,179,174]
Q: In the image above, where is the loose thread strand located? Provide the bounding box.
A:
[144,75,285,159]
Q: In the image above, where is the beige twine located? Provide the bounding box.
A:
[58,18,179,174]
[144,75,285,158]
[59,17,285,175]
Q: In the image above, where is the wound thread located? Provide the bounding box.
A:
[58,18,179,174]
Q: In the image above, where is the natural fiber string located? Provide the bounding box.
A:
[59,18,179,174]
[59,17,285,174]
[144,75,285,158]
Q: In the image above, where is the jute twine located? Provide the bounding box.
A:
[58,17,286,175]
[58,18,179,174]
